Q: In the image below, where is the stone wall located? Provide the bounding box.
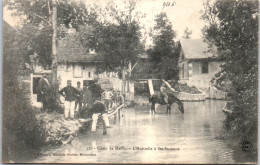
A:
[208,86,227,99]
[176,92,206,101]
[200,86,227,99]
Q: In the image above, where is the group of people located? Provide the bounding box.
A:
[37,74,114,132]
[59,80,114,131]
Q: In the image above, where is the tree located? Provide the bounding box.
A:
[182,27,192,39]
[201,0,258,158]
[4,0,98,67]
[149,12,178,80]
[79,0,144,76]
[2,21,46,162]
[52,0,58,84]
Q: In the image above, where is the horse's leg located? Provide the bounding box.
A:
[152,102,156,114]
[151,102,154,113]
[166,104,171,114]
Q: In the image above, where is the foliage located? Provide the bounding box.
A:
[182,27,192,39]
[148,12,179,80]
[4,0,98,67]
[202,0,258,156]
[79,0,144,73]
[134,82,149,94]
[2,22,46,162]
[5,0,144,75]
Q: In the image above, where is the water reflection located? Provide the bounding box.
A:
[32,100,238,163]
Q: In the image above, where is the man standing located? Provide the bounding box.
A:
[38,73,52,113]
[101,89,113,111]
[75,81,83,112]
[59,80,79,120]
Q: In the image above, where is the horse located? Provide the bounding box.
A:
[149,93,184,114]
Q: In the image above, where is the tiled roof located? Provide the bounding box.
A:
[180,39,216,59]
[57,34,102,62]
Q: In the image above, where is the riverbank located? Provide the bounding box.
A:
[36,104,124,147]
[36,112,91,146]
[31,100,245,164]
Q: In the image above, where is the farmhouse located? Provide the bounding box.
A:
[178,39,222,89]
[56,34,102,88]
[30,33,134,107]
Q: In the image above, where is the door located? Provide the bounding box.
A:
[30,74,43,107]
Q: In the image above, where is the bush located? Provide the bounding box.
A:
[2,23,47,162]
[3,77,47,162]
[202,0,258,160]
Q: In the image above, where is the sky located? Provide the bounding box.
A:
[137,0,206,39]
[135,0,207,46]
[3,0,207,47]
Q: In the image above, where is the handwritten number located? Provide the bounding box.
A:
[163,1,176,9]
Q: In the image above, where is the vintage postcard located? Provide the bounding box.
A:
[2,0,258,164]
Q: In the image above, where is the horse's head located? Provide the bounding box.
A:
[179,102,184,113]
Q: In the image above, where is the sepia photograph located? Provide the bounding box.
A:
[2,0,258,164]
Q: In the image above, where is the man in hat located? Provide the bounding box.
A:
[59,80,80,119]
[37,72,52,112]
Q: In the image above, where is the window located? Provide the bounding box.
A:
[73,65,83,78]
[201,61,208,73]
[88,72,91,78]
